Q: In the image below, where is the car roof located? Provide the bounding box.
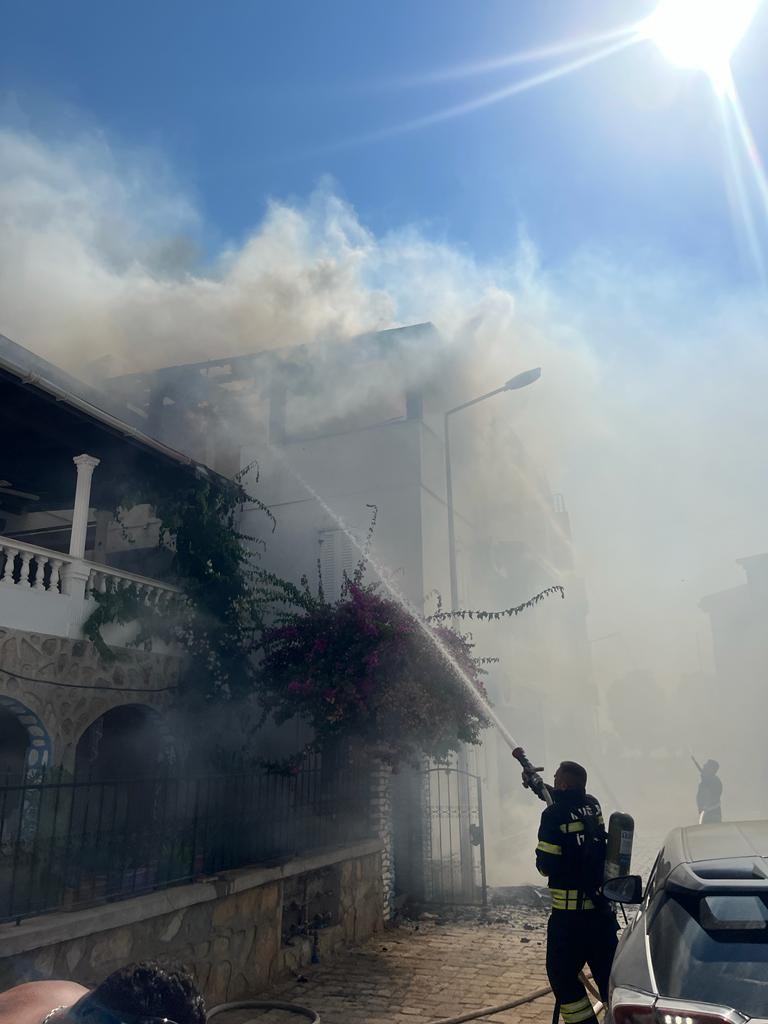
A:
[656,821,768,893]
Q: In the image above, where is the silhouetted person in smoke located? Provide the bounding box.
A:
[0,961,205,1024]
[697,759,723,824]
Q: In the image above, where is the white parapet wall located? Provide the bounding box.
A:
[0,535,182,642]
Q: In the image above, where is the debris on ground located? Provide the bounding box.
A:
[488,884,551,909]
[399,890,549,934]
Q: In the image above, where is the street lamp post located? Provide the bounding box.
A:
[443,367,541,900]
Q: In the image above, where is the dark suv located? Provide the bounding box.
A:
[607,821,768,1024]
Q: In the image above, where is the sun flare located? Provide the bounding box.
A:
[645,0,761,84]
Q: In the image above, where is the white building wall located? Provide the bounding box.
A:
[241,420,429,608]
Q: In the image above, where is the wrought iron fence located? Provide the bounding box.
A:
[0,750,373,924]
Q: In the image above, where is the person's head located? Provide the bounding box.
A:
[66,962,205,1024]
[554,761,587,792]
[703,759,720,775]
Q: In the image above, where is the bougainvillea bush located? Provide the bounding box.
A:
[259,581,491,765]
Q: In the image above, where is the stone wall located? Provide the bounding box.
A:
[0,626,181,772]
[370,764,394,920]
[0,840,383,1011]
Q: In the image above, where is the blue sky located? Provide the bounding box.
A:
[3,0,767,280]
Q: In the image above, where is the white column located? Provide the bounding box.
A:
[69,454,100,559]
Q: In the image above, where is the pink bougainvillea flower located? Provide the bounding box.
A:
[259,579,493,764]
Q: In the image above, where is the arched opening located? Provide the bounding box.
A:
[0,706,30,843]
[0,694,51,777]
[0,706,29,783]
[71,706,175,890]
[0,697,51,852]
[75,704,171,782]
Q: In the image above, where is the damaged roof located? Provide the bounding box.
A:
[107,322,440,403]
[0,332,227,513]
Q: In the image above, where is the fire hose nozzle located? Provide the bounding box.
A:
[512,747,550,803]
[512,748,542,775]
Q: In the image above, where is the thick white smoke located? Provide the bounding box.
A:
[0,129,396,372]
[3,124,768,829]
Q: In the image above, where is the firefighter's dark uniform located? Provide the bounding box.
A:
[536,787,618,1024]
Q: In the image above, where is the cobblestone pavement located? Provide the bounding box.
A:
[216,904,556,1024]
[212,825,670,1024]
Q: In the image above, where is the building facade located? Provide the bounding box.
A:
[110,323,596,888]
[0,333,212,783]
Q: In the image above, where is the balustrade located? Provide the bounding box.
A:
[0,536,180,607]
[85,565,180,607]
[0,542,65,593]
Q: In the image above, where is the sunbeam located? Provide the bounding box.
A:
[722,69,768,231]
[644,1,768,284]
[391,21,642,88]
[331,31,644,152]
[713,88,766,281]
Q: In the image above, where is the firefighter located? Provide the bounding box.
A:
[696,759,722,823]
[526,760,618,1024]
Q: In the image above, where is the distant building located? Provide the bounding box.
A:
[700,554,768,818]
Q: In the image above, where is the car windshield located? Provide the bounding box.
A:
[651,893,768,1018]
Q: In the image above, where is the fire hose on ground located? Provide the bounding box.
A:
[207,998,321,1020]
[430,978,603,1024]
[206,979,603,1024]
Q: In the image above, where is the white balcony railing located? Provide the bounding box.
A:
[0,535,182,641]
[0,537,66,593]
[84,563,182,606]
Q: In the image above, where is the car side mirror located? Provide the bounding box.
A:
[603,874,643,904]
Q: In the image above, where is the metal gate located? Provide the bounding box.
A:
[422,763,487,905]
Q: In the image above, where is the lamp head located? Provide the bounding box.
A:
[505,367,541,391]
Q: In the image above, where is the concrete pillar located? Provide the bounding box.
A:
[69,454,100,559]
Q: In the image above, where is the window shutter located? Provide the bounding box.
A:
[318,529,358,601]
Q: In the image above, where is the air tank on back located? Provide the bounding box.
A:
[605,811,635,880]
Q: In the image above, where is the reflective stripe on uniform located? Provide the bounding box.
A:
[549,887,595,911]
[560,821,585,834]
[537,840,562,856]
[561,996,595,1023]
